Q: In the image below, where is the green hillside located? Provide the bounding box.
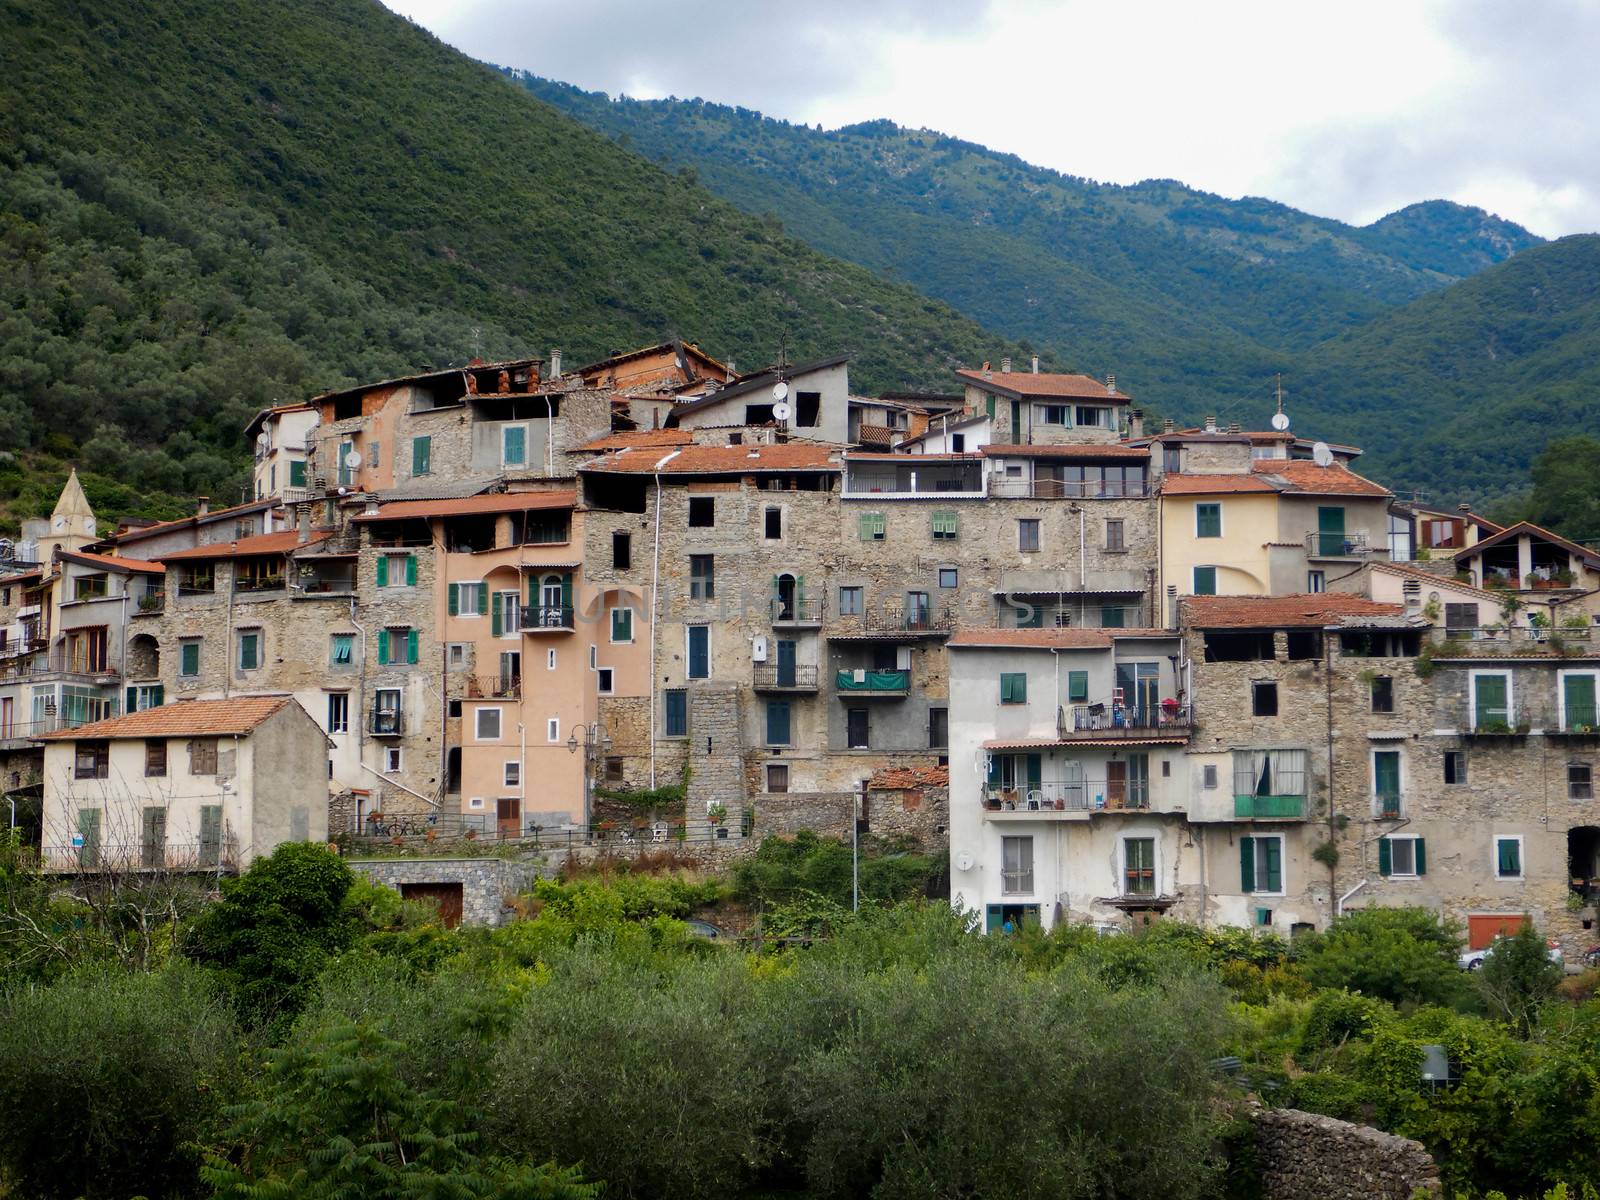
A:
[0,0,1025,532]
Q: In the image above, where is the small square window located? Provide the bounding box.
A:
[610,607,633,643]
[1196,503,1222,538]
[331,633,355,666]
[1495,836,1523,879]
[938,567,958,589]
[384,747,403,773]
[179,638,201,677]
[688,496,715,527]
[446,643,468,670]
[1252,681,1278,717]
[1017,519,1040,553]
[1193,566,1217,596]
[604,756,624,785]
[1444,751,1467,784]
[1307,570,1326,593]
[767,764,789,793]
[612,531,632,570]
[1569,762,1594,800]
[144,741,167,778]
[1105,518,1126,552]
[237,630,260,671]
[932,511,959,540]
[597,667,615,694]
[447,699,462,719]
[1000,672,1028,704]
[476,708,502,740]
[1371,675,1394,713]
[839,586,864,615]
[1202,764,1218,789]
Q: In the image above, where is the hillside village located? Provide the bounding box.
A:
[3,342,1598,955]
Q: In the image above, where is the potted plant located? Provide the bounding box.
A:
[706,802,727,826]
[597,818,616,835]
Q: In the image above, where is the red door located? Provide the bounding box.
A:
[496,797,521,838]
[1468,914,1527,950]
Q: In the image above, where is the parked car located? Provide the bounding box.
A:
[1458,935,1563,971]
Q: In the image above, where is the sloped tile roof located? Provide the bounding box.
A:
[1160,474,1278,495]
[948,627,1173,649]
[1251,459,1391,498]
[956,369,1131,402]
[982,443,1149,459]
[1452,519,1600,569]
[154,531,332,561]
[355,490,576,521]
[580,444,841,475]
[868,765,949,789]
[570,429,695,453]
[1182,594,1406,628]
[36,696,295,740]
[57,550,166,574]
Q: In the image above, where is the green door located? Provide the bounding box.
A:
[1474,674,1509,729]
[1565,674,1597,731]
[1317,506,1346,556]
[776,640,796,687]
[199,805,222,868]
[1373,751,1401,815]
[77,808,101,869]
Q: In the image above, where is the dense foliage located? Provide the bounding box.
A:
[0,0,1022,533]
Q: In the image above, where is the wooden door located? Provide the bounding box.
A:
[401,882,464,928]
[1106,761,1127,808]
[496,797,521,838]
[1467,913,1526,950]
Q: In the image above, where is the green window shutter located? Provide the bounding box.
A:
[560,573,573,612]
[858,512,873,539]
[1565,674,1597,728]
[1000,673,1027,703]
[1240,836,1255,892]
[1264,838,1282,892]
[504,425,526,466]
[412,436,430,476]
[987,755,1002,787]
[181,642,198,676]
[406,629,419,664]
[1196,504,1221,538]
[771,574,781,600]
[1026,754,1042,791]
[377,633,389,666]
[1475,674,1507,726]
[405,554,417,587]
[1378,837,1392,876]
[125,686,136,713]
[1415,839,1427,876]
[985,394,996,420]
[1498,839,1520,875]
[151,685,163,707]
[1193,566,1217,596]
[476,583,488,613]
[447,583,459,616]
[1100,604,1124,629]
[1068,671,1088,703]
[375,555,388,588]
[491,592,503,637]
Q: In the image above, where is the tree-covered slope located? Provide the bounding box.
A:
[0,0,1025,531]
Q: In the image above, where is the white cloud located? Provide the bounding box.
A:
[388,0,1600,236]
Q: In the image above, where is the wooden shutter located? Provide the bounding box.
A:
[448,583,459,616]
[1264,838,1282,892]
[1565,674,1597,729]
[1026,753,1041,791]
[1239,836,1255,892]
[405,554,418,587]
[476,582,488,613]
[1415,839,1427,876]
[492,591,503,637]
[1474,674,1508,727]
[375,555,388,588]
[125,686,136,713]
[1378,837,1392,876]
[560,573,573,613]
[1068,671,1088,702]
[377,632,389,666]
[406,629,419,664]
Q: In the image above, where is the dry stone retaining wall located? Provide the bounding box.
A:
[1252,1107,1440,1200]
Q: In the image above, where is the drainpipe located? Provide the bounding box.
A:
[1324,624,1336,923]
[1336,879,1367,917]
[222,554,236,698]
[648,472,664,788]
[518,721,527,830]
[349,596,368,831]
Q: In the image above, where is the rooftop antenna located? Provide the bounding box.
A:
[471,326,482,360]
[1269,375,1291,432]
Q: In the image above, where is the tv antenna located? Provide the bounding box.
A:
[1270,374,1290,431]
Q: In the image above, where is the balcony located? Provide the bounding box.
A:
[1233,794,1307,819]
[1057,703,1192,741]
[983,779,1149,817]
[294,567,357,597]
[133,589,166,615]
[233,576,286,599]
[1373,793,1404,820]
[1464,704,1533,738]
[368,710,405,737]
[519,604,574,632]
[842,460,985,499]
[39,841,241,874]
[0,650,116,684]
[835,668,910,697]
[1305,530,1374,558]
[771,596,823,627]
[831,608,955,639]
[989,478,1152,500]
[461,674,522,700]
[754,663,820,692]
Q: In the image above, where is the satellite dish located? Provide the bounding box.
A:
[344,450,363,469]
[955,852,975,872]
[772,402,791,422]
[256,432,270,450]
[337,486,349,496]
[771,381,789,402]
[1312,441,1334,467]
[1270,412,1290,431]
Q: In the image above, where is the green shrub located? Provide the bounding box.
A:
[1476,919,1562,1034]
[1296,907,1467,1008]
[1297,989,1393,1062]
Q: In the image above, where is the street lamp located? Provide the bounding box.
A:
[566,722,613,829]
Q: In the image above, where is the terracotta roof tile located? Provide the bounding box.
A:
[868,765,949,790]
[846,451,980,462]
[355,490,576,521]
[58,550,165,574]
[1182,594,1406,629]
[1251,459,1391,498]
[1452,520,1600,568]
[1160,474,1278,495]
[36,696,296,740]
[153,530,332,561]
[956,369,1131,402]
[947,627,1172,649]
[981,443,1149,460]
[580,444,841,475]
[569,429,695,453]
[113,498,278,543]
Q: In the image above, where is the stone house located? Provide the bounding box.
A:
[666,355,851,444]
[1451,521,1600,622]
[954,363,1132,445]
[36,695,327,871]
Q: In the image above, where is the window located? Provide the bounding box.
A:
[1472,671,1512,730]
[493,590,521,636]
[932,511,959,541]
[612,531,632,570]
[327,692,349,734]
[664,689,688,737]
[858,512,886,541]
[938,567,958,589]
[688,496,715,527]
[1307,570,1326,593]
[1240,835,1284,894]
[766,764,789,793]
[686,625,710,679]
[929,706,948,750]
[144,740,167,777]
[950,433,966,452]
[378,627,419,666]
[338,438,356,486]
[1017,519,1040,553]
[376,553,416,589]
[1570,762,1594,800]
[597,667,614,694]
[610,606,634,643]
[1105,518,1125,552]
[1202,764,1219,789]
[1373,749,1402,816]
[1444,750,1467,784]
[1195,503,1222,538]
[1233,749,1307,799]
[476,708,502,741]
[1100,604,1125,629]
[546,648,556,669]
[846,707,869,749]
[1495,836,1523,880]
[411,436,431,476]
[126,684,164,713]
[179,639,201,678]
[1561,672,1598,731]
[189,739,218,776]
[1252,681,1278,717]
[447,643,468,670]
[689,555,715,600]
[384,747,403,773]
[288,459,307,488]
[1379,835,1425,877]
[546,718,560,743]
[839,586,864,615]
[504,761,521,788]
[449,583,484,617]
[1001,836,1034,894]
[764,507,782,539]
[502,424,526,467]
[233,629,260,671]
[1000,672,1028,704]
[604,757,624,785]
[1371,675,1394,713]
[74,740,109,780]
[1444,602,1480,635]
[766,700,791,746]
[1123,837,1156,895]
[1192,566,1217,596]
[330,633,354,666]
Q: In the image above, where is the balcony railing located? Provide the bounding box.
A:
[984,779,1150,813]
[0,715,102,743]
[134,590,166,614]
[835,668,910,696]
[989,479,1152,500]
[834,607,955,636]
[1057,703,1192,739]
[1373,793,1404,819]
[1305,530,1373,557]
[754,663,820,692]
[1465,704,1533,736]
[771,596,823,625]
[520,604,574,631]
[0,651,116,683]
[368,710,405,737]
[295,574,357,596]
[461,674,522,699]
[234,577,285,595]
[1233,794,1307,819]
[39,841,241,873]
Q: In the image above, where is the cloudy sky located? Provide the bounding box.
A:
[388,0,1598,238]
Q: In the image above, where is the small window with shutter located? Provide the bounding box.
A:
[858,512,887,541]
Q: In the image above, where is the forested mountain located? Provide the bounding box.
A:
[0,0,1023,532]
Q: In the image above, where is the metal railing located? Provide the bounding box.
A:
[1232,794,1307,819]
[771,596,824,624]
[835,668,911,694]
[753,663,820,691]
[368,710,405,736]
[984,780,1150,812]
[520,604,574,630]
[835,607,955,635]
[1431,625,1593,650]
[295,575,357,596]
[1374,793,1404,819]
[0,650,116,682]
[460,674,522,699]
[233,577,285,594]
[134,590,166,614]
[38,841,241,872]
[990,479,1152,500]
[0,715,103,742]
[1305,530,1372,557]
[1058,703,1192,737]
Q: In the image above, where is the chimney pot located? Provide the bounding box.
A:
[1105,373,1116,395]
[548,348,562,379]
[1031,355,1039,374]
[1163,417,1174,433]
[1458,503,1472,514]
[1128,408,1144,439]
[296,505,311,545]
[196,496,210,517]
[1228,422,1241,434]
[1204,415,1217,434]
[1001,356,1012,373]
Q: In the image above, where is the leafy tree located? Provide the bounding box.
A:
[1296,907,1467,1008]
[0,963,239,1200]
[1522,434,1600,542]
[1476,919,1562,1034]
[732,830,941,909]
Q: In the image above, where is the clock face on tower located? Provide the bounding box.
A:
[52,517,66,532]
[83,517,96,535]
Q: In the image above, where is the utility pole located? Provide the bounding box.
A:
[852,782,862,911]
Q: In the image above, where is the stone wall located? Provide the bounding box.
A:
[351,856,545,926]
[1251,1107,1440,1200]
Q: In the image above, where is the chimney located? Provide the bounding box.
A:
[1227,422,1241,434]
[1129,409,1144,439]
[196,496,209,517]
[726,360,735,381]
[1031,355,1040,374]
[1105,373,1116,395]
[1458,503,1472,515]
[1203,415,1217,434]
[296,504,311,545]
[1163,417,1174,433]
[1001,356,1012,373]
[548,348,562,379]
